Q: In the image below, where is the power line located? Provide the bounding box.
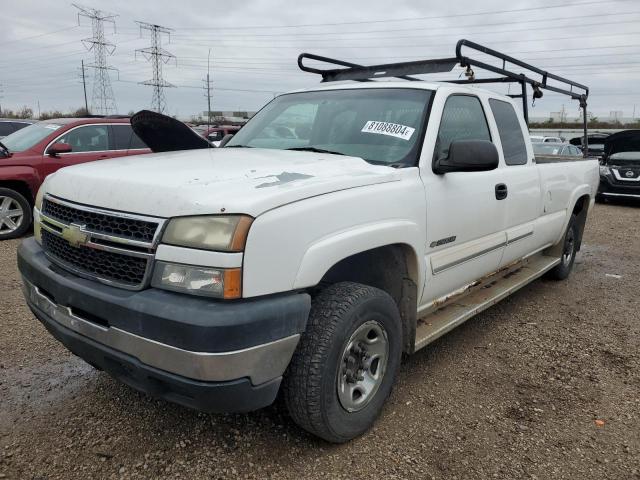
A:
[73,3,118,115]
[135,21,175,113]
[0,26,82,49]
[168,0,633,30]
[172,20,640,48]
[169,10,640,39]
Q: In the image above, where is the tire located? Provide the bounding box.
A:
[0,188,32,240]
[283,282,402,443]
[547,214,578,280]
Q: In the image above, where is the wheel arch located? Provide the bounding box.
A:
[299,240,422,354]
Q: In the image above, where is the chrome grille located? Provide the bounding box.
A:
[38,196,165,290]
[42,197,158,242]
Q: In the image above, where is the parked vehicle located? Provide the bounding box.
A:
[17,40,598,443]
[0,117,149,239]
[597,129,640,201]
[570,132,609,159]
[0,119,33,139]
[530,135,564,143]
[204,125,242,146]
[532,142,582,157]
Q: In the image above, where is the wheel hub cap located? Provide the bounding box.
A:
[0,196,24,234]
[337,320,389,413]
[562,229,575,266]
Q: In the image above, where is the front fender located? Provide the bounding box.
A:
[0,165,40,198]
[293,220,424,290]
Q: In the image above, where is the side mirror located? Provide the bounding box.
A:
[46,142,72,156]
[219,134,234,148]
[434,140,499,174]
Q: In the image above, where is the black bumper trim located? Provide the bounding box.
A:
[18,237,311,353]
[598,175,640,196]
[32,301,281,413]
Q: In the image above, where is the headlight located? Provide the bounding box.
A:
[599,165,611,176]
[151,261,242,299]
[162,215,253,252]
[33,187,45,244]
[35,185,45,210]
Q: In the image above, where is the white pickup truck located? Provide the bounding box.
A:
[18,45,599,443]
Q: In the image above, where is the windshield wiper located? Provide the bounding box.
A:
[286,146,345,156]
[225,144,253,148]
[0,141,10,157]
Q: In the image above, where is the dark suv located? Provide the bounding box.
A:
[0,119,33,139]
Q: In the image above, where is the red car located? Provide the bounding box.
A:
[0,117,149,239]
[202,125,241,145]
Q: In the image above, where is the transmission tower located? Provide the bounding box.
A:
[73,4,118,115]
[135,22,175,114]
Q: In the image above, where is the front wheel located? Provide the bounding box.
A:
[283,282,402,443]
[547,214,578,280]
[0,188,32,240]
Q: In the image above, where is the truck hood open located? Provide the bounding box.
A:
[45,148,399,218]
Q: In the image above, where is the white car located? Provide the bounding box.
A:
[19,54,598,444]
[530,135,564,143]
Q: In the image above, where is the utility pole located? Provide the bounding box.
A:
[81,60,89,114]
[204,48,213,129]
[135,21,175,114]
[73,4,118,115]
[0,82,3,117]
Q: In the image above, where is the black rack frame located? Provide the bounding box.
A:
[298,39,590,155]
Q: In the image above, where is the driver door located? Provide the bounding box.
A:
[41,124,111,177]
[421,94,507,304]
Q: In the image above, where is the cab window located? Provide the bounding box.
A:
[435,95,491,161]
[489,99,528,166]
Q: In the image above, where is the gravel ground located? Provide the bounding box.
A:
[1,201,639,480]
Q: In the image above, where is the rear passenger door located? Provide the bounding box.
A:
[421,94,507,303]
[488,99,542,267]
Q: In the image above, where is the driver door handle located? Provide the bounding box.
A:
[495,183,508,200]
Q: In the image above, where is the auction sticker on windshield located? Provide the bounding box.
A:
[361,121,415,140]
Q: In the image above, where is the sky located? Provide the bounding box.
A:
[1,0,639,120]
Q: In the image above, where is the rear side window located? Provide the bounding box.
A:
[111,124,147,150]
[489,99,528,166]
[435,95,491,160]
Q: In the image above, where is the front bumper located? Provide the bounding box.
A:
[18,238,311,412]
[598,175,640,198]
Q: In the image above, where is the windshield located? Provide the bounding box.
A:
[227,88,433,166]
[533,143,566,155]
[1,122,61,153]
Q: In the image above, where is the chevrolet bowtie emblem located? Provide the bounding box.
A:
[61,223,89,248]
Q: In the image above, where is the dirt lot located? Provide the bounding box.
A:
[1,201,639,480]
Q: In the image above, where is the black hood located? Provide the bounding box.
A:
[130,110,211,153]
[569,133,610,146]
[603,130,640,158]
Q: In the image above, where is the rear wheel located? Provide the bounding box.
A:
[547,214,578,280]
[283,282,402,443]
[0,188,31,240]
